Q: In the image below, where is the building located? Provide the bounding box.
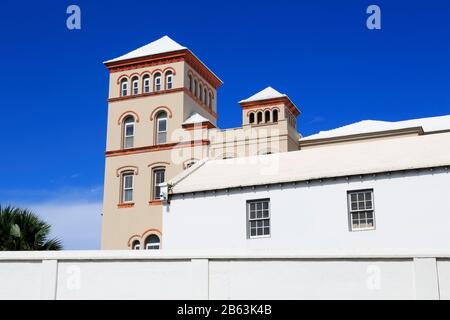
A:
[162,115,450,250]
[101,36,300,249]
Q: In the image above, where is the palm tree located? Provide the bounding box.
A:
[0,205,62,251]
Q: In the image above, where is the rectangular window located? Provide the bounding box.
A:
[122,174,134,203]
[247,199,270,238]
[348,190,375,231]
[143,79,150,93]
[124,123,134,148]
[153,169,165,200]
[157,118,167,144]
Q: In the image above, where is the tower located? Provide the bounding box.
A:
[101,36,222,249]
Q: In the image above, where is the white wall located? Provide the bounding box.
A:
[163,169,450,251]
[0,251,448,300]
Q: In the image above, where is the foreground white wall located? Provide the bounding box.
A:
[0,251,448,300]
[164,169,450,251]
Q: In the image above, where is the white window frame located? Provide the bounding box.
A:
[152,168,165,200]
[154,74,162,92]
[145,235,161,250]
[247,199,271,239]
[156,114,167,145]
[121,80,128,96]
[123,119,134,149]
[132,79,139,95]
[122,173,134,203]
[348,189,375,231]
[143,76,150,93]
[165,72,173,90]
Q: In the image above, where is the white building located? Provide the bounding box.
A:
[162,115,450,251]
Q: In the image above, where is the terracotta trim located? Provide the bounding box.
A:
[150,106,173,121]
[117,203,134,209]
[182,122,216,130]
[105,139,210,157]
[240,96,300,117]
[127,228,163,247]
[116,74,129,84]
[105,49,222,89]
[147,161,170,168]
[108,87,184,102]
[149,200,162,206]
[162,66,176,75]
[117,111,140,125]
[127,234,141,247]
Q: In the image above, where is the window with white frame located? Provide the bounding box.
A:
[143,75,150,93]
[131,240,140,250]
[123,116,135,149]
[165,71,173,90]
[145,234,160,250]
[247,199,270,238]
[154,73,162,92]
[122,172,134,203]
[132,77,139,95]
[348,190,375,231]
[152,168,165,200]
[156,111,167,144]
[121,79,128,96]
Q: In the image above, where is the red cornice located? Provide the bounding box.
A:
[182,122,216,130]
[240,96,300,117]
[108,87,184,103]
[105,139,210,157]
[105,49,222,89]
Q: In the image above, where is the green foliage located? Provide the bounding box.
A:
[0,205,62,251]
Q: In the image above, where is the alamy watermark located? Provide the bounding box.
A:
[66,5,81,30]
[367,5,381,30]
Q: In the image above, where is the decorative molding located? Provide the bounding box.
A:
[117,111,140,125]
[106,139,210,157]
[148,161,170,168]
[126,228,162,247]
[117,203,134,209]
[240,96,300,117]
[150,106,173,121]
[182,122,216,130]
[108,87,184,102]
[116,165,139,177]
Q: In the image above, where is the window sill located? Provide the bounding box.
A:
[117,203,135,209]
[149,200,162,206]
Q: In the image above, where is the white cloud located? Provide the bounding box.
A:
[25,201,102,250]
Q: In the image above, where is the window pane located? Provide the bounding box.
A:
[350,194,357,201]
[358,193,364,201]
[250,203,256,211]
[251,229,256,236]
[250,212,255,219]
[124,189,133,202]
[126,124,134,136]
[158,132,167,144]
[351,203,358,210]
[263,227,270,235]
[125,136,133,148]
[158,119,167,132]
[366,201,372,209]
[263,202,268,209]
[124,175,133,188]
[257,203,262,210]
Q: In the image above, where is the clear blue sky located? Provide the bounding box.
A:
[0,0,449,249]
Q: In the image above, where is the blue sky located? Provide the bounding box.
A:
[0,0,449,249]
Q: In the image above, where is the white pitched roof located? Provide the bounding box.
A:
[182,113,211,125]
[169,131,450,194]
[301,115,450,141]
[239,87,287,103]
[104,36,186,63]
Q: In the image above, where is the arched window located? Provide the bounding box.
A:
[165,71,173,90]
[265,110,271,123]
[193,79,198,97]
[208,92,212,109]
[273,109,278,122]
[143,75,150,93]
[199,84,203,101]
[154,73,162,92]
[249,113,255,124]
[123,116,135,149]
[131,240,140,250]
[203,88,207,104]
[121,171,134,203]
[152,168,165,200]
[145,234,160,250]
[120,78,128,96]
[155,111,167,145]
[188,75,193,92]
[257,111,263,124]
[131,76,139,95]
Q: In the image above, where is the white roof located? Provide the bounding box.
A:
[182,113,211,125]
[239,87,287,103]
[104,36,186,63]
[301,115,450,141]
[169,131,450,194]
